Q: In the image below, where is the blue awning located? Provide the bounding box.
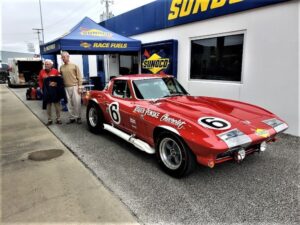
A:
[40,17,141,54]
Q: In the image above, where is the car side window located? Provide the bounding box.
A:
[112,80,131,99]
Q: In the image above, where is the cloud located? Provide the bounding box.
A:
[2,0,155,53]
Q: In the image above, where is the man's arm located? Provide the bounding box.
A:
[75,65,83,86]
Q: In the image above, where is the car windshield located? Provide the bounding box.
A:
[132,77,188,100]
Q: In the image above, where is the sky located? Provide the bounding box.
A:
[1,0,156,53]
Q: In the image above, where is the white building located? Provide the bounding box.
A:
[102,0,299,136]
[1,51,34,63]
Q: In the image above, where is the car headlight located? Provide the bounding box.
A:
[263,118,288,133]
[218,129,252,148]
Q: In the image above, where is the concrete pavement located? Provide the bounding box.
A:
[0,84,139,224]
[4,85,299,224]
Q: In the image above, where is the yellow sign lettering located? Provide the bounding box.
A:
[80,27,113,38]
[168,0,182,20]
[110,43,128,48]
[229,0,243,3]
[193,0,210,14]
[210,0,226,9]
[179,0,194,17]
[93,43,110,48]
[168,0,244,20]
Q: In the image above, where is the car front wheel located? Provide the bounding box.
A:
[156,132,196,178]
[86,102,103,133]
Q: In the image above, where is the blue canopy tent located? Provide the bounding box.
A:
[41,17,141,55]
[40,17,141,88]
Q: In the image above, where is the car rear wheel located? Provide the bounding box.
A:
[86,102,103,133]
[156,132,196,178]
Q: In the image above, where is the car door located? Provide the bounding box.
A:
[129,80,157,144]
[107,79,135,133]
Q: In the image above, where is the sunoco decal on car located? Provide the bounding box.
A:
[255,129,270,138]
[133,106,186,129]
[198,117,231,130]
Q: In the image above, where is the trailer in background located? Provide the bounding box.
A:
[8,58,43,88]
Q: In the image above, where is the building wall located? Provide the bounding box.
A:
[88,55,98,77]
[132,1,299,136]
[1,51,34,63]
[107,54,120,79]
[298,0,300,136]
[56,55,84,78]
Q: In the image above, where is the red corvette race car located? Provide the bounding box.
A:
[85,74,288,177]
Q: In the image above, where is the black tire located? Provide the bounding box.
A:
[155,131,196,178]
[86,102,104,134]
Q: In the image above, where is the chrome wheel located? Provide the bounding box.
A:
[88,106,98,127]
[159,137,183,170]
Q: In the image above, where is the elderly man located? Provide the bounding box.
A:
[38,59,59,90]
[60,51,83,124]
[38,59,62,125]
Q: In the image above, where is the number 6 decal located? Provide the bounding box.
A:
[109,102,121,124]
[198,117,231,130]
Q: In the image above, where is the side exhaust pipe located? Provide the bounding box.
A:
[103,124,155,154]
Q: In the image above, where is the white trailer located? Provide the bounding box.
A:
[8,58,43,88]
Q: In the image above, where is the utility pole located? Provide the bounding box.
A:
[99,0,114,83]
[38,0,45,44]
[32,28,43,53]
[100,0,114,21]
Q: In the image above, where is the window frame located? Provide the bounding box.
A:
[189,30,246,84]
[119,54,139,75]
[111,79,132,99]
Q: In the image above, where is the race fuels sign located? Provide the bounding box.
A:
[80,42,128,49]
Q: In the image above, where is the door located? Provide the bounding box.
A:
[107,79,135,134]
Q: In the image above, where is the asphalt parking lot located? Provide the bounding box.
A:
[10,87,299,225]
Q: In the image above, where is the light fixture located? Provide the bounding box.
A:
[260,141,267,152]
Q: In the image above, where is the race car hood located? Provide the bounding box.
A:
[163,96,273,119]
[153,95,278,136]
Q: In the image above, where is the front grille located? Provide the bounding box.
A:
[216,144,260,159]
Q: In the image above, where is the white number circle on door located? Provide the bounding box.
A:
[109,102,121,124]
[198,117,231,130]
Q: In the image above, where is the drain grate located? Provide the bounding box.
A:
[28,149,64,161]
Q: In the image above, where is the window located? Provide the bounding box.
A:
[190,34,244,82]
[133,77,188,100]
[119,55,138,75]
[112,80,131,98]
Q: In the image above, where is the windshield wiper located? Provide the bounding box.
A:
[163,93,186,98]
